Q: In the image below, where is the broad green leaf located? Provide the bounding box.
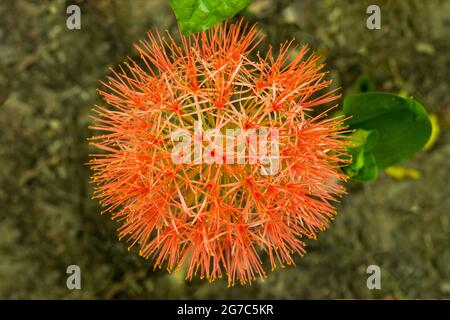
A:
[169,0,251,35]
[343,92,432,170]
[344,129,379,181]
[351,127,379,150]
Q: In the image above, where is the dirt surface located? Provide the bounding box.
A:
[0,0,449,298]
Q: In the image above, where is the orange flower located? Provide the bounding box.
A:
[89,20,349,286]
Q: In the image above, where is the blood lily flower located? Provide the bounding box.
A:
[89,20,349,286]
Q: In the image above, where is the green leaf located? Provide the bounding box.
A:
[344,129,379,181]
[169,0,251,35]
[343,92,432,172]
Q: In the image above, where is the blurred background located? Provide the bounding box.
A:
[0,0,449,299]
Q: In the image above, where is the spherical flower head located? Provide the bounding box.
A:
[90,20,349,286]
